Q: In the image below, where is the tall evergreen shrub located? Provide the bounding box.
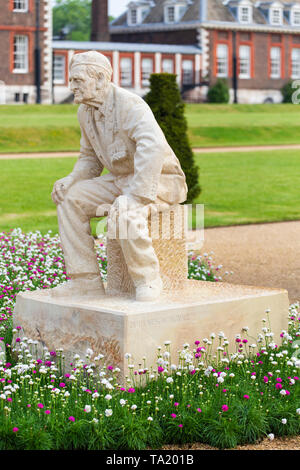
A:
[145,73,201,203]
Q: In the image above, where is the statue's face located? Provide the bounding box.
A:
[69,65,106,104]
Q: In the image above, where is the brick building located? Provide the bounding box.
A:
[0,0,52,104]
[108,0,300,103]
[52,40,202,103]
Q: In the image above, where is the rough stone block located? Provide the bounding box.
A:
[13,281,289,381]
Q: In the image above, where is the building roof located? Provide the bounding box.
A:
[110,0,300,32]
[52,40,201,54]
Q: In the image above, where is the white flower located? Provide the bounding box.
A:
[147,417,153,422]
[267,433,275,441]
[125,353,131,359]
[86,348,93,357]
[169,394,174,399]
[296,408,300,415]
[131,405,137,410]
[84,405,91,413]
[105,409,113,417]
[92,392,99,399]
[281,418,287,425]
[164,341,171,345]
[92,418,99,424]
[166,377,173,383]
[105,394,112,401]
[120,399,126,406]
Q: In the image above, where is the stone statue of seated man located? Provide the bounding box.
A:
[50,51,187,302]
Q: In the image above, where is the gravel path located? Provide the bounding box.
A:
[189,220,300,304]
[162,435,300,451]
[1,143,300,159]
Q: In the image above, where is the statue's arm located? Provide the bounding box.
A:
[69,106,104,183]
[124,103,167,203]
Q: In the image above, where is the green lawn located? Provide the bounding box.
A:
[194,149,300,227]
[1,104,300,153]
[1,150,300,234]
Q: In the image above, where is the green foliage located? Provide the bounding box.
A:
[53,0,115,41]
[207,79,230,104]
[145,73,201,203]
[53,0,92,41]
[281,80,296,104]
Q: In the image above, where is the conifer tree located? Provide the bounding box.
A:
[145,73,201,203]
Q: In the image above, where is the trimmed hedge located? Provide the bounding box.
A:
[145,73,201,203]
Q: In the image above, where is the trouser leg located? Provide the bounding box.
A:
[57,175,119,276]
[112,200,161,287]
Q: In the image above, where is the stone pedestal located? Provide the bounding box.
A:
[13,281,289,380]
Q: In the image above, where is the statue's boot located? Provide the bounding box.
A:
[49,275,105,299]
[135,276,163,302]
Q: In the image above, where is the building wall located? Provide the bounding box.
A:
[53,47,201,103]
[111,29,198,45]
[209,28,300,102]
[0,0,52,103]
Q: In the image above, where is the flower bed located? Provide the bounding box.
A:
[0,230,299,450]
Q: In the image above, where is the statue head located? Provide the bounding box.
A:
[69,51,113,104]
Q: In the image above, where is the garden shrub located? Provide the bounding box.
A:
[207,79,230,104]
[281,80,295,104]
[145,73,201,203]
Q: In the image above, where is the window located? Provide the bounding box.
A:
[292,9,300,26]
[292,48,300,79]
[53,55,66,84]
[239,6,252,24]
[13,0,28,12]
[167,6,175,23]
[130,9,137,24]
[216,44,228,77]
[141,57,153,87]
[120,57,133,87]
[270,47,281,79]
[270,8,283,25]
[13,35,28,73]
[182,59,194,85]
[162,58,174,74]
[239,45,251,79]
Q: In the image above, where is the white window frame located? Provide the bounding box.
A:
[291,8,300,26]
[129,8,137,25]
[13,0,28,12]
[141,57,153,87]
[238,5,252,24]
[216,44,228,78]
[182,59,194,85]
[291,48,300,79]
[239,45,251,79]
[120,57,133,87]
[162,58,174,74]
[13,35,28,74]
[269,7,283,26]
[270,46,281,79]
[166,5,175,23]
[53,54,66,85]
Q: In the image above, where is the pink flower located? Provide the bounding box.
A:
[221,405,229,412]
[174,402,179,407]
[178,424,183,428]
[68,416,75,422]
[276,383,283,390]
[45,410,51,415]
[197,408,202,413]
[37,403,44,409]
[7,397,12,402]
[243,395,250,400]
[158,366,164,373]
[27,404,31,408]
[127,388,135,393]
[171,413,177,419]
[59,383,65,388]
[12,427,19,433]
[263,376,269,383]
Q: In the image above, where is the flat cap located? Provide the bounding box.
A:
[70,51,113,81]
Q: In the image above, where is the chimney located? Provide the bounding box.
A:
[91,0,110,42]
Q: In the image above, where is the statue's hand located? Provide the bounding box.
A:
[51,175,75,205]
